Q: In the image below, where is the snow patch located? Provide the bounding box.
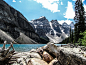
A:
[34,25,37,28]
[49,22,57,36]
[39,16,45,19]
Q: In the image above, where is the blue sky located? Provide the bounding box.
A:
[4,0,86,24]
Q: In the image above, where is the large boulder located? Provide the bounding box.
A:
[43,43,60,58]
[58,47,86,65]
[43,51,53,63]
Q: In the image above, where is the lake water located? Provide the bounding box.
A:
[0,44,65,52]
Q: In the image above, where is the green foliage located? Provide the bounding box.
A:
[78,30,86,46]
[69,27,71,43]
[71,30,73,43]
[60,37,70,44]
[74,24,78,42]
[40,37,49,44]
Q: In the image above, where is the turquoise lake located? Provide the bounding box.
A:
[0,44,65,52]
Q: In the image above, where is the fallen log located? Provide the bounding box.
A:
[0,41,15,61]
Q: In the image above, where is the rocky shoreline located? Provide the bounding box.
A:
[1,43,85,65]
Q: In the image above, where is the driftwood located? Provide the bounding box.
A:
[0,41,15,61]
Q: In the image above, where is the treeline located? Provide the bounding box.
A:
[61,0,86,46]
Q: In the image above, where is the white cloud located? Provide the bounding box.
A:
[64,1,75,19]
[84,4,86,12]
[61,2,63,5]
[13,0,16,2]
[34,0,60,13]
[19,1,21,3]
[58,19,72,25]
[73,0,84,2]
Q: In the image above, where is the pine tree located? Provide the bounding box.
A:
[74,0,85,42]
[74,23,78,43]
[69,27,71,43]
[71,30,73,43]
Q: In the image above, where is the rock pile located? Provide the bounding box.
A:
[10,43,86,65]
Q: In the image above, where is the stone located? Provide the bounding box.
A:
[13,52,41,59]
[28,58,48,65]
[43,51,53,63]
[49,58,60,65]
[0,29,14,43]
[43,43,86,65]
[84,52,86,57]
[58,47,86,65]
[15,33,38,44]
[28,59,32,65]
[36,47,43,57]
[29,49,37,53]
[43,43,60,58]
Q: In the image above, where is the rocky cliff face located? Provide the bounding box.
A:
[30,16,74,43]
[0,0,41,43]
[30,16,51,41]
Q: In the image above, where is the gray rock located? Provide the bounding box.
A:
[42,51,53,63]
[49,58,60,65]
[28,58,48,65]
[15,33,38,44]
[0,0,40,43]
[43,43,60,57]
[30,16,51,41]
[29,49,37,53]
[0,29,14,43]
[58,47,86,65]
[12,52,42,65]
[13,52,42,59]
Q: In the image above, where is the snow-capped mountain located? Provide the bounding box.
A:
[30,16,51,40]
[29,16,74,43]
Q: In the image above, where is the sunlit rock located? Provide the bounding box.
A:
[49,58,60,65]
[43,51,53,63]
[28,58,48,65]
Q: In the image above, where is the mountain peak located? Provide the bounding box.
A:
[51,20,57,22]
[39,16,45,19]
[70,22,74,24]
[62,22,68,25]
[62,22,70,28]
[63,22,67,24]
[51,20,59,25]
[34,16,47,21]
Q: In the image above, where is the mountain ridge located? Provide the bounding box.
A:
[30,16,74,43]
